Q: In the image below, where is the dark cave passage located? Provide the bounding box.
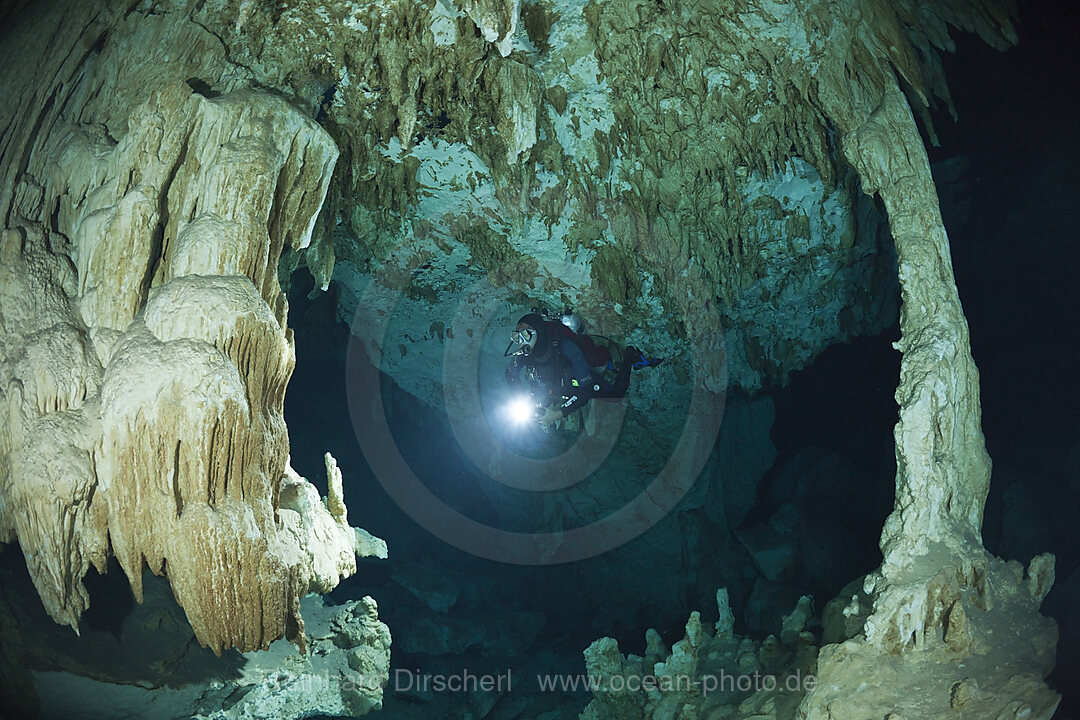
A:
[928,6,1080,711]
[283,266,903,717]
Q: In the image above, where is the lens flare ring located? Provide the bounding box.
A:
[345,275,727,564]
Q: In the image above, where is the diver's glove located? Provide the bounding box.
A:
[537,406,563,427]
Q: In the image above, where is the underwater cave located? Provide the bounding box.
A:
[0,0,1077,718]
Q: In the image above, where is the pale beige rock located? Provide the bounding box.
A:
[280,455,387,593]
[0,31,379,655]
[459,0,520,56]
[797,85,1060,720]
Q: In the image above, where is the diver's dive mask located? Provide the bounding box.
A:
[504,326,537,357]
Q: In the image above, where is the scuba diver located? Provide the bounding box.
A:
[504,311,662,428]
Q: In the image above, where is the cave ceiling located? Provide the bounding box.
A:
[57,0,1009,404]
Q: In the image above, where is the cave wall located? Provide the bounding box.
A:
[0,1,384,656]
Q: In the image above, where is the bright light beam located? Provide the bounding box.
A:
[506,395,537,426]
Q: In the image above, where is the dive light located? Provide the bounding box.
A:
[506,394,542,426]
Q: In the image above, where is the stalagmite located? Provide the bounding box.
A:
[798,86,1060,720]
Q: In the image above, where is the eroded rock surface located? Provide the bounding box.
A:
[580,590,818,720]
[796,85,1061,720]
[25,591,391,720]
[0,4,381,654]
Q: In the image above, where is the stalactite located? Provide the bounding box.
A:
[0,38,383,654]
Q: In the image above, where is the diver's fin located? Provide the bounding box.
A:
[626,347,663,369]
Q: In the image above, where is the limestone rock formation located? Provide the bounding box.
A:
[0,3,382,654]
[26,592,391,720]
[580,590,818,720]
[0,3,903,648]
[552,0,1059,716]
[321,0,902,405]
[797,87,1061,720]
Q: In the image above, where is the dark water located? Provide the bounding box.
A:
[928,2,1080,713]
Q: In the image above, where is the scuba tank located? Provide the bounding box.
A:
[559,309,583,334]
[528,305,583,334]
[537,306,615,373]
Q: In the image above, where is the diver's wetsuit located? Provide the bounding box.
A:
[506,333,637,418]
